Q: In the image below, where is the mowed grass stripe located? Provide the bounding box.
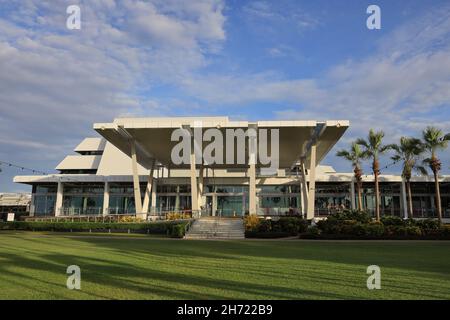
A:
[0,232,449,299]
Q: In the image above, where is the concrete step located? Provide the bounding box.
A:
[185,218,245,240]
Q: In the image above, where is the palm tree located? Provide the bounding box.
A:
[422,127,450,224]
[356,129,392,221]
[391,137,426,219]
[336,142,366,211]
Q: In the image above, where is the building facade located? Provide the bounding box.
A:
[0,193,31,220]
[13,117,450,220]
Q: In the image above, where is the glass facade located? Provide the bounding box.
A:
[314,183,351,216]
[62,183,104,215]
[34,195,56,216]
[258,185,300,216]
[33,184,57,216]
[156,195,191,212]
[29,180,450,218]
[360,183,402,217]
[204,185,249,217]
[108,183,145,214]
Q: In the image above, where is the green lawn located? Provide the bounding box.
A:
[0,231,449,300]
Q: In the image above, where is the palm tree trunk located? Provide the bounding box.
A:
[406,179,413,219]
[357,180,363,211]
[433,169,442,225]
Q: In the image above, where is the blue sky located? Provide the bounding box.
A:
[0,0,449,192]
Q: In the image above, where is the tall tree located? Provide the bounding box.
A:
[422,127,450,224]
[356,129,392,221]
[336,142,366,211]
[391,137,426,219]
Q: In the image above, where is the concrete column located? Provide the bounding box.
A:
[401,179,408,219]
[103,181,109,216]
[350,178,356,210]
[198,166,204,209]
[248,163,256,215]
[142,160,155,213]
[151,178,158,215]
[130,141,143,214]
[190,143,199,212]
[300,160,309,216]
[30,193,35,216]
[55,181,63,216]
[212,194,217,216]
[83,197,88,214]
[306,144,317,219]
[175,185,180,211]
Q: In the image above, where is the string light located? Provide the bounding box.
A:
[0,160,86,184]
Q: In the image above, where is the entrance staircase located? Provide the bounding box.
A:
[185,217,245,240]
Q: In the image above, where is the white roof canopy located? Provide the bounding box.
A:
[93,117,349,170]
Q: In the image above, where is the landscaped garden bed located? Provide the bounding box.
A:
[301,210,450,240]
[244,216,308,238]
[0,220,190,238]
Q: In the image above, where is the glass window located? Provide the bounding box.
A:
[108,196,136,214]
[62,195,103,215]
[64,184,104,194]
[34,195,56,215]
[35,185,57,194]
[109,183,134,194]
[258,185,300,194]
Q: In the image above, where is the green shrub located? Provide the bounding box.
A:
[169,224,186,238]
[244,215,260,231]
[365,223,385,237]
[405,226,422,236]
[276,217,308,234]
[414,219,441,231]
[257,220,272,233]
[317,218,357,234]
[306,226,320,236]
[381,215,405,226]
[0,220,189,236]
[328,210,372,223]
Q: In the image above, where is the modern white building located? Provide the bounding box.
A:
[13,117,450,220]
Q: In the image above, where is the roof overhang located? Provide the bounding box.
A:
[93,117,349,170]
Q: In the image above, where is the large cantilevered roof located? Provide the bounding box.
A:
[93,117,349,170]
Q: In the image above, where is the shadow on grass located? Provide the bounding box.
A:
[0,250,355,299]
[1,234,449,299]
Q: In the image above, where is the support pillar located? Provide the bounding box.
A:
[30,193,35,217]
[143,160,156,214]
[175,185,180,212]
[248,163,256,215]
[55,181,63,216]
[350,178,356,210]
[190,145,199,213]
[212,194,217,217]
[198,166,204,209]
[130,141,143,215]
[103,181,109,216]
[151,179,158,215]
[401,179,408,219]
[306,144,317,220]
[300,159,309,216]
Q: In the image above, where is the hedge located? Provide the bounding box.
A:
[305,211,450,240]
[244,216,308,238]
[0,220,190,238]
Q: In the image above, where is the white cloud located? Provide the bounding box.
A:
[0,0,227,191]
[178,4,450,173]
[242,1,319,33]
